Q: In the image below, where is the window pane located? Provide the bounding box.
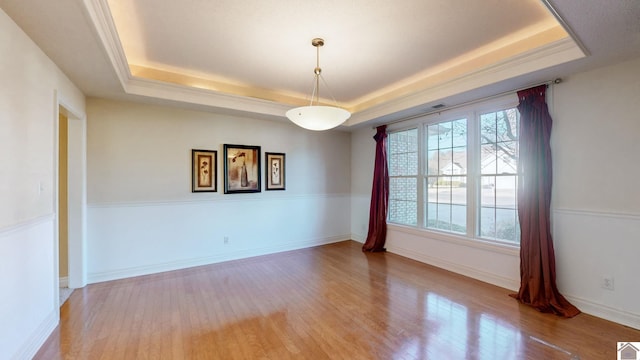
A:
[389,153,404,176]
[439,122,453,148]
[389,199,418,226]
[452,147,467,175]
[388,133,397,151]
[481,176,496,207]
[408,129,418,152]
[451,204,466,233]
[427,150,439,176]
[496,142,517,174]
[427,179,438,203]
[451,185,466,206]
[439,151,452,174]
[481,144,497,174]
[424,119,468,234]
[496,208,518,243]
[478,108,520,244]
[389,200,398,221]
[426,202,437,228]
[408,151,418,175]
[437,203,451,231]
[452,119,467,147]
[427,125,440,150]
[437,180,451,204]
[390,178,415,200]
[397,132,408,152]
[496,109,518,142]
[480,113,496,144]
[480,207,496,239]
[495,175,516,208]
[389,128,418,226]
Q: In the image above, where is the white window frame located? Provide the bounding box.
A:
[386,94,520,248]
[387,128,420,226]
[424,117,469,235]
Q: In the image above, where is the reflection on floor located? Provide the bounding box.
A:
[36,241,640,359]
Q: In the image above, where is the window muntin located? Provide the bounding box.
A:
[388,128,418,226]
[387,101,521,246]
[479,109,520,243]
[425,119,467,233]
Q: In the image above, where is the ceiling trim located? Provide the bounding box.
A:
[125,77,292,118]
[540,0,590,56]
[83,0,586,126]
[83,0,131,88]
[128,65,314,107]
[346,36,584,126]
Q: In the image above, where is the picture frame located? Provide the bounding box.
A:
[192,149,217,192]
[265,152,286,190]
[223,144,261,193]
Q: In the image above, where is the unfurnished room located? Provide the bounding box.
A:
[1,0,640,359]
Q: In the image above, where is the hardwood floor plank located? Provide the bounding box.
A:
[35,241,640,359]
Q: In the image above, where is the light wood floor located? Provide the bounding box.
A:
[36,241,639,359]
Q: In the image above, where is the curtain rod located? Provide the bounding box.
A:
[375,78,562,129]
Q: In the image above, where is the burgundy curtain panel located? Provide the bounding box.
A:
[362,125,389,252]
[511,85,579,317]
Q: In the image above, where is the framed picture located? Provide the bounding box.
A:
[192,149,217,192]
[265,152,285,190]
[223,144,261,193]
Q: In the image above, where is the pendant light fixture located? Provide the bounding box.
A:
[286,38,351,131]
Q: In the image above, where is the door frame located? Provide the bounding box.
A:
[56,93,87,291]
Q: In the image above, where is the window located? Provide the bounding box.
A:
[388,128,418,226]
[426,119,467,233]
[387,99,521,245]
[479,109,520,243]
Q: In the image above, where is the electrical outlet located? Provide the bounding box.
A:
[602,277,615,291]
[223,236,229,244]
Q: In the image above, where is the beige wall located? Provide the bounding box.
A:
[1,7,85,359]
[552,56,640,214]
[84,98,352,282]
[0,12,84,229]
[87,98,351,204]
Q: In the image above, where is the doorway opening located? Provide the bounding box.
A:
[57,101,87,307]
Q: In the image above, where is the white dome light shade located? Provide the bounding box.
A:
[286,105,351,131]
[286,38,350,131]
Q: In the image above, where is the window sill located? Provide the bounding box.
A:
[387,223,520,257]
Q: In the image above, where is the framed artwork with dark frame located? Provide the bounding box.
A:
[192,149,217,192]
[265,152,285,190]
[223,144,261,193]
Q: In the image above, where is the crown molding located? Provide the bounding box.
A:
[83,0,131,88]
[83,0,585,127]
[84,0,293,119]
[125,77,292,118]
[346,36,585,126]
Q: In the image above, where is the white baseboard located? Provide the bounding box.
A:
[10,310,58,360]
[387,243,520,292]
[350,233,365,243]
[566,295,640,330]
[88,235,349,284]
[389,244,640,330]
[59,277,69,288]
